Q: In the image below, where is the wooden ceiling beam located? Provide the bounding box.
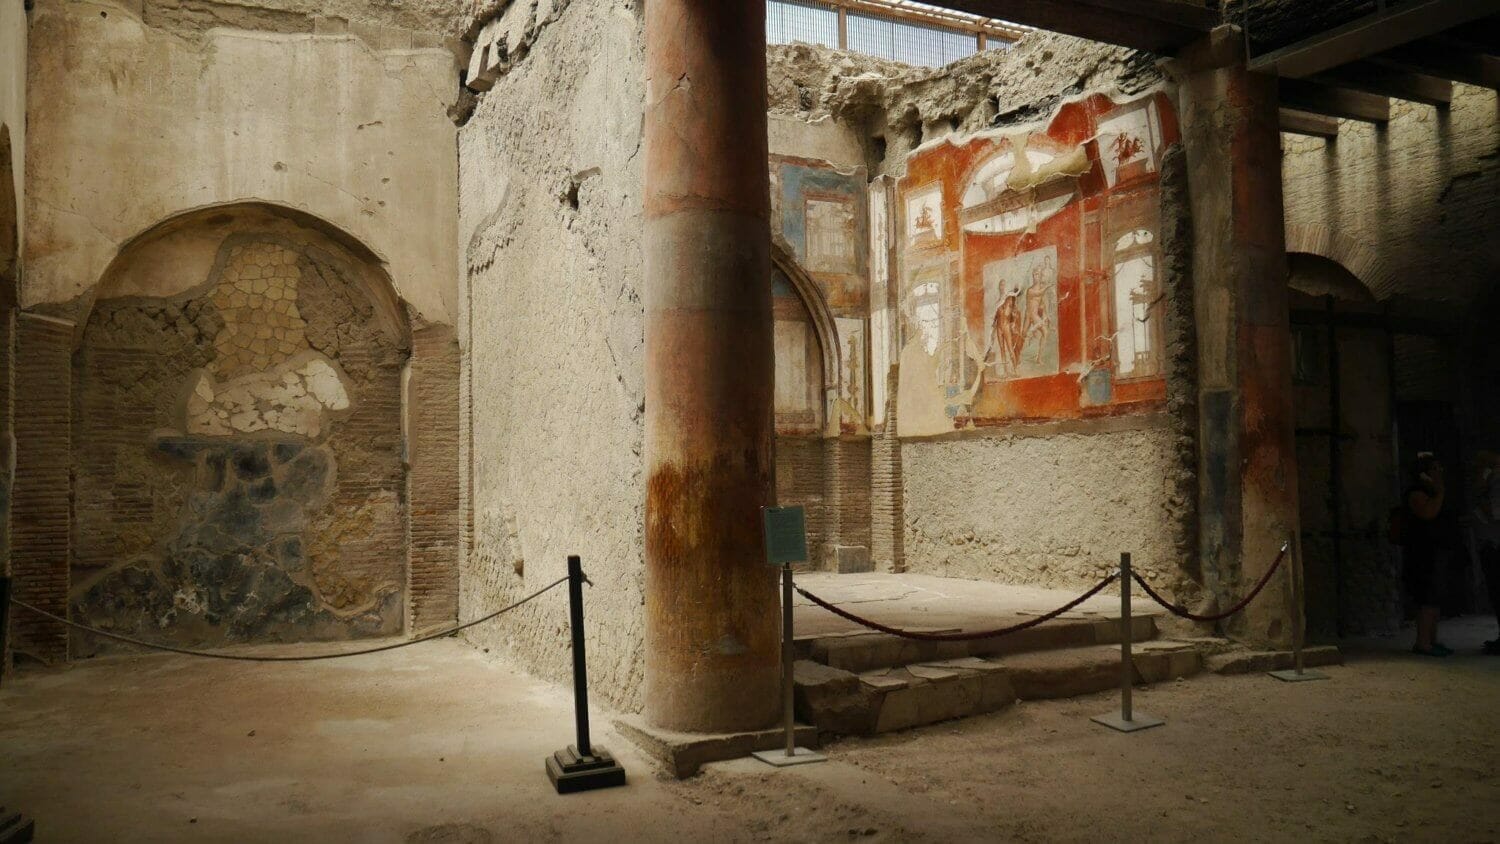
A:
[1311,62,1453,107]
[1370,40,1500,88]
[927,0,1218,53]
[1280,108,1340,139]
[1278,78,1391,124]
[1247,0,1500,78]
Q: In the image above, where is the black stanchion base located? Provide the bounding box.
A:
[546,745,626,794]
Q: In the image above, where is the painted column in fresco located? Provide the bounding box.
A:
[642,1,780,732]
[1175,27,1297,646]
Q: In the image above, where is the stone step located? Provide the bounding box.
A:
[794,640,1204,737]
[796,615,1159,674]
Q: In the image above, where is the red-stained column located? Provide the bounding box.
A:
[642,1,780,731]
[1175,27,1299,646]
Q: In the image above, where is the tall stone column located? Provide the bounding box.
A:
[642,1,780,732]
[1175,27,1299,645]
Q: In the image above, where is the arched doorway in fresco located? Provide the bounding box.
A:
[771,244,840,569]
[1288,252,1401,638]
[69,204,413,651]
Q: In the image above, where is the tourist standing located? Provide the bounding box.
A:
[1404,453,1452,656]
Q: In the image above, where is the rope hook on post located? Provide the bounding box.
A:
[1091,552,1164,733]
[546,555,626,794]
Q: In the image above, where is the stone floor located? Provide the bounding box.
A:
[1,621,1497,842]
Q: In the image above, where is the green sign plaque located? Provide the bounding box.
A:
[762,505,808,566]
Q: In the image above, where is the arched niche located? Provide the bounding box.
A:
[1288,252,1377,304]
[771,237,840,437]
[69,202,417,651]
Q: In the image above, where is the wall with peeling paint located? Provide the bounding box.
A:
[765,41,1200,594]
[456,0,648,710]
[23,0,458,325]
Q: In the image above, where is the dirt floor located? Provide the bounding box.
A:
[2,618,1498,843]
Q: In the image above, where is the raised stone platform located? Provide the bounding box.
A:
[789,572,1340,739]
[613,715,819,779]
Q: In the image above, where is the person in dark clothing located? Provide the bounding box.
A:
[1470,451,1500,655]
[1405,452,1452,656]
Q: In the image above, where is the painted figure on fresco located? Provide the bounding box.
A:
[981,249,1059,379]
[906,184,944,247]
[992,289,1023,374]
[1021,259,1053,364]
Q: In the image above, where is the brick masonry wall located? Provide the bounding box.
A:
[775,435,828,567]
[406,324,461,632]
[1282,85,1498,307]
[826,436,872,556]
[10,313,71,664]
[870,424,904,572]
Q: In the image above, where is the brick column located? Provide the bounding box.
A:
[869,373,904,572]
[10,313,72,664]
[405,324,461,633]
[1175,27,1298,645]
[643,0,779,732]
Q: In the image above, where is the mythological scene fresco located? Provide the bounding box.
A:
[895,91,1177,436]
[771,155,872,433]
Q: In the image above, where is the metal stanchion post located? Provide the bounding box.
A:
[753,563,826,767]
[547,555,627,793]
[1092,553,1164,733]
[1270,534,1328,682]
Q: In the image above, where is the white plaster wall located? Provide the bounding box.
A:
[768,114,866,170]
[457,1,646,711]
[902,423,1190,591]
[1,0,24,257]
[24,0,457,323]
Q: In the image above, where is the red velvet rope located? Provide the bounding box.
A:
[1130,546,1288,623]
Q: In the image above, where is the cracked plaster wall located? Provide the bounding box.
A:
[456,0,646,710]
[23,0,458,326]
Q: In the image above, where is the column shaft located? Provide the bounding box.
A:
[1177,28,1300,645]
[642,0,780,732]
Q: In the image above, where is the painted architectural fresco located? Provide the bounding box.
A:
[894,91,1178,436]
[772,265,824,436]
[771,155,871,434]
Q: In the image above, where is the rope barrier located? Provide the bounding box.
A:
[794,573,1118,642]
[6,575,570,662]
[1129,545,1288,623]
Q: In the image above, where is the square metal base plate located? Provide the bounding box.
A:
[1091,711,1165,733]
[1268,668,1329,682]
[751,747,828,767]
[546,745,627,794]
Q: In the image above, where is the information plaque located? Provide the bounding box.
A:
[762,505,808,566]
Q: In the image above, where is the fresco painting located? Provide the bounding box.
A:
[772,155,869,314]
[894,90,1178,436]
[772,266,823,436]
[905,183,944,247]
[836,316,867,430]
